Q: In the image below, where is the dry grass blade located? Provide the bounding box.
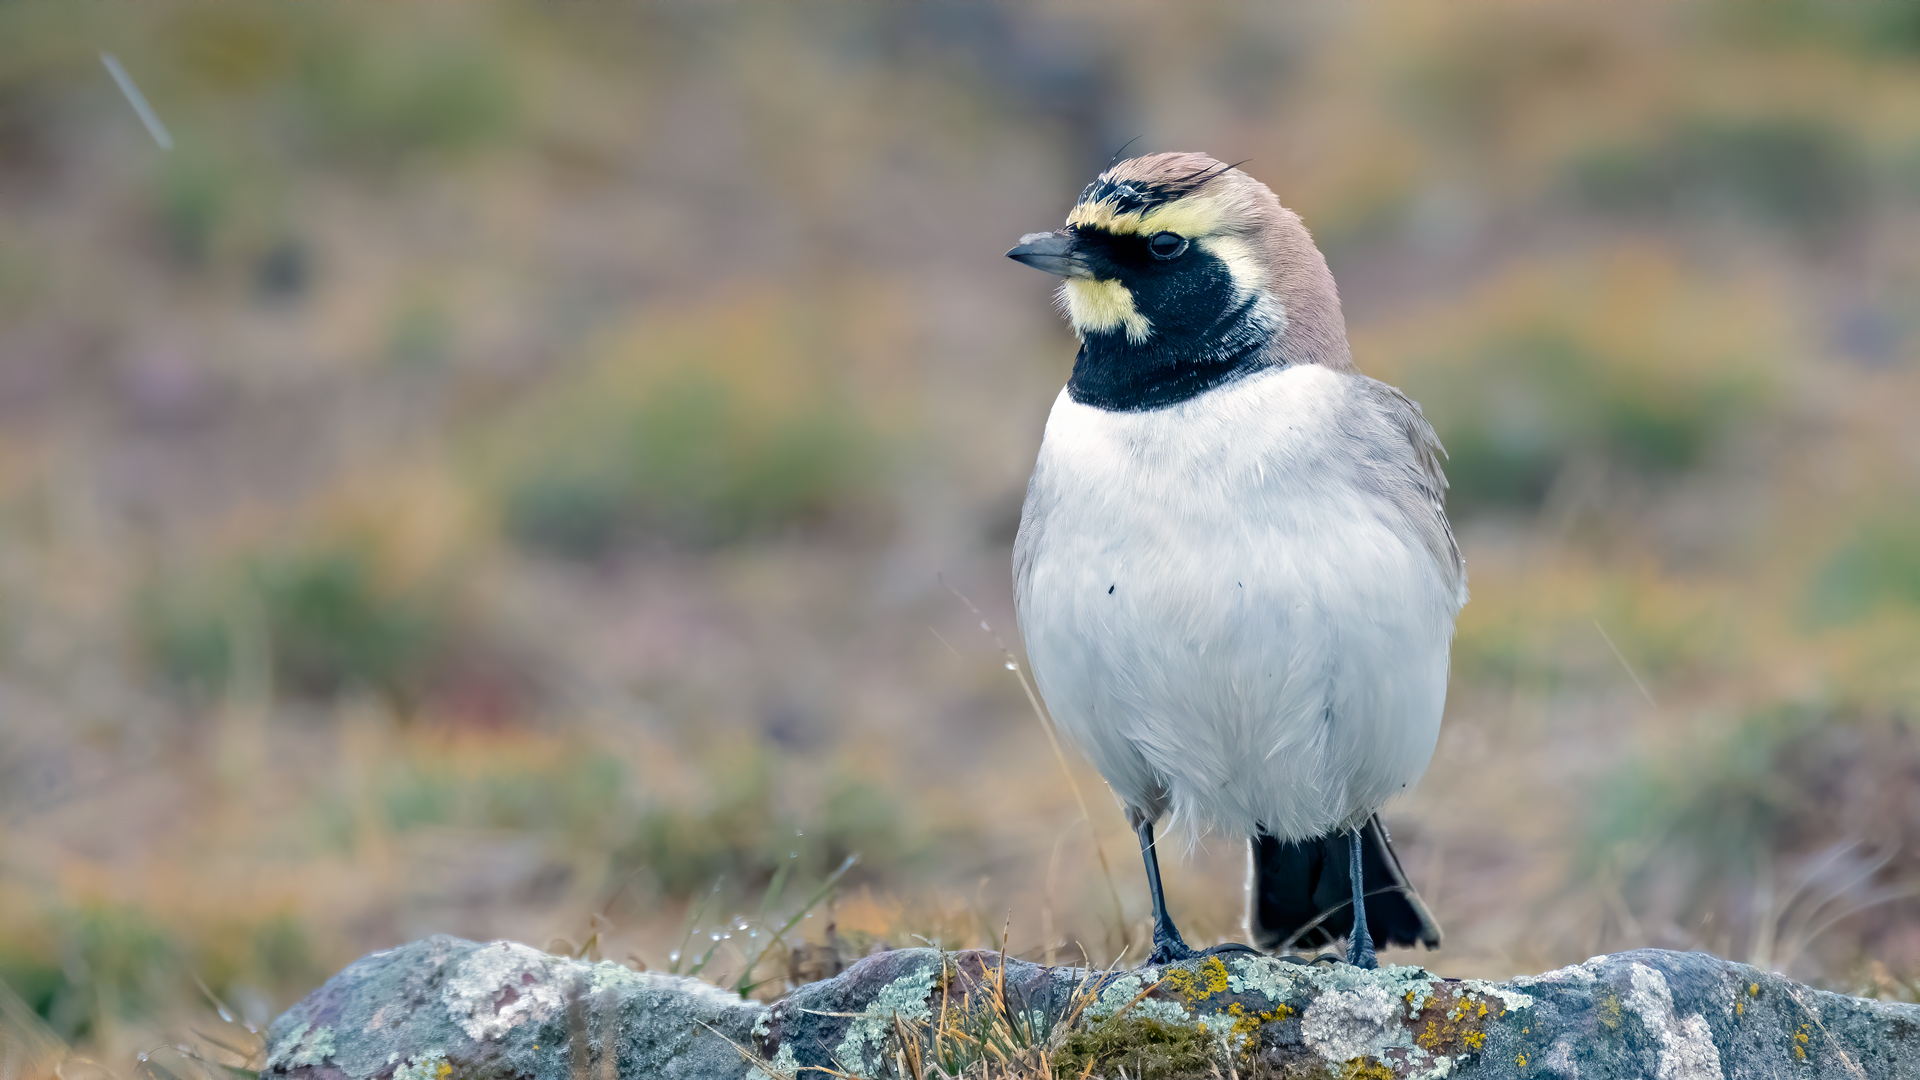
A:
[1782,986,1868,1080]
[131,1046,248,1080]
[942,578,1129,949]
[1592,618,1657,708]
[2,978,71,1080]
[890,1013,924,1080]
[1103,979,1164,1024]
[694,1020,809,1080]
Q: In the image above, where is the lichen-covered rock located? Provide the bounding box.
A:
[261,936,764,1080]
[263,937,1920,1079]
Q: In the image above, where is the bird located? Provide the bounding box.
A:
[1006,152,1464,969]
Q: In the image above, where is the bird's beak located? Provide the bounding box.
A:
[1006,231,1092,279]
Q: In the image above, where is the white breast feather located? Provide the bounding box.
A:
[1013,364,1463,842]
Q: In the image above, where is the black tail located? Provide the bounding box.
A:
[1248,815,1442,953]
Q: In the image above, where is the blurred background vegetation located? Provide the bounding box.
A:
[3,3,1920,1064]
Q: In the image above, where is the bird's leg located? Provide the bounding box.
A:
[1129,812,1258,965]
[1134,816,1197,965]
[1344,826,1377,970]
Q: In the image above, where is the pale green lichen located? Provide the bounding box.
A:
[588,959,647,996]
[391,1051,449,1080]
[1455,979,1535,1014]
[280,1022,337,1068]
[267,1022,310,1065]
[1081,973,1193,1026]
[1380,965,1443,1013]
[1226,956,1298,1003]
[1129,997,1196,1025]
[832,965,941,1077]
[1083,974,1146,1019]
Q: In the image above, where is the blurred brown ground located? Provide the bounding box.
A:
[3,3,1920,1062]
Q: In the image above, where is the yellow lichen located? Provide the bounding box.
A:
[1161,956,1232,1004]
[1414,992,1502,1056]
[436,1065,451,1080]
[1199,956,1231,995]
[1517,1053,1529,1067]
[1222,999,1291,1042]
[1598,993,1623,1030]
[1735,1001,1745,1016]
[1749,982,1760,996]
[1340,1058,1394,1080]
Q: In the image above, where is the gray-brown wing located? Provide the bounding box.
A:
[1350,378,1466,603]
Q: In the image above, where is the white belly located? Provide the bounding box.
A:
[1013,365,1460,841]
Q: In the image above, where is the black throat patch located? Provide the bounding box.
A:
[1064,229,1279,412]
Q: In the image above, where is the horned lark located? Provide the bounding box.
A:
[1008,153,1462,968]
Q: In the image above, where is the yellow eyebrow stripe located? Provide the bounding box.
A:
[1067,193,1226,239]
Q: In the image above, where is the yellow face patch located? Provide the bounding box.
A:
[1061,277,1151,343]
[1067,192,1227,240]
[1057,186,1265,342]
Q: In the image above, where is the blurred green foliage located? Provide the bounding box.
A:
[300,738,943,905]
[161,8,516,164]
[0,903,319,1045]
[154,148,229,267]
[498,369,881,557]
[142,545,447,705]
[1409,325,1767,512]
[41,906,173,1044]
[1807,515,1920,626]
[1568,118,1865,243]
[297,41,514,162]
[1585,706,1819,884]
[312,747,626,847]
[616,751,940,902]
[1580,705,1920,970]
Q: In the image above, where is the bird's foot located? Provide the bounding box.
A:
[1147,945,1197,965]
[1345,939,1378,971]
[1147,936,1198,965]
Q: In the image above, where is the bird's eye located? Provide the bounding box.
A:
[1148,232,1188,260]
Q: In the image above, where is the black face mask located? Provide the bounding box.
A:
[1063,227,1279,412]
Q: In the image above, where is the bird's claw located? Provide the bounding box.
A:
[1147,938,1197,965]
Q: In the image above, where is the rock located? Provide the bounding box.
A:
[260,937,762,1080]
[262,936,1920,1079]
